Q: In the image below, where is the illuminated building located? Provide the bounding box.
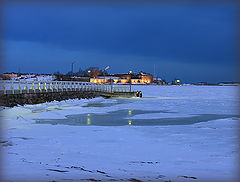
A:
[172,79,182,85]
[90,72,153,84]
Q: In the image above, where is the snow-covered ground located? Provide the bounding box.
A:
[0,85,239,182]
[11,74,56,82]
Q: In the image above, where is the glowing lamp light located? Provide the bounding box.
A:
[87,118,91,125]
[88,70,91,73]
[128,110,132,116]
[87,114,91,116]
[129,70,132,74]
[176,80,180,82]
[128,120,132,125]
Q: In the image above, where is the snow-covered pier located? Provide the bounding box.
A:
[0,80,140,106]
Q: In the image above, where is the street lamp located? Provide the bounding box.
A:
[88,70,91,77]
[104,66,110,84]
[71,61,75,75]
[129,70,132,92]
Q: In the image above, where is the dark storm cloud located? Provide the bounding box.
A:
[3,3,236,64]
[2,2,237,83]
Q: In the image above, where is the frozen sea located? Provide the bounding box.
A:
[0,85,239,182]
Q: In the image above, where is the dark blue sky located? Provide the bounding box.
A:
[2,2,237,83]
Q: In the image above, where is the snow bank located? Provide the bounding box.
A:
[11,74,56,82]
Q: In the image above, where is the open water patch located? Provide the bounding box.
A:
[35,109,238,126]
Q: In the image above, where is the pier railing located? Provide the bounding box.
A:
[0,80,131,95]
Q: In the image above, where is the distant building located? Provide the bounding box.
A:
[171,79,182,85]
[90,76,129,84]
[153,77,168,85]
[140,74,152,84]
[90,72,153,84]
[1,73,18,80]
[218,82,240,86]
[55,74,90,82]
[84,67,103,78]
[197,82,208,85]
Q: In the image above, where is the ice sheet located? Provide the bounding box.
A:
[1,85,239,182]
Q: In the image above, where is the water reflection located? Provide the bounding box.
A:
[87,117,91,125]
[35,109,238,126]
[128,110,132,116]
[128,120,132,125]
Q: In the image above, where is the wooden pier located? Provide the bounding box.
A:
[0,80,142,107]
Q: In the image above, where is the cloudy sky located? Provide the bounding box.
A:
[2,2,237,83]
